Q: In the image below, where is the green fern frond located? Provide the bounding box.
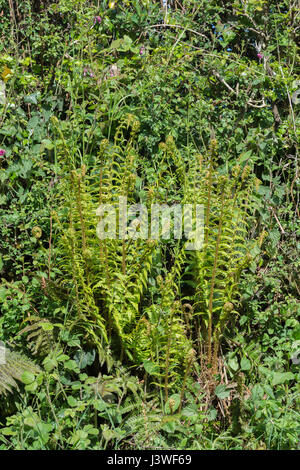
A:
[0,348,40,396]
[18,316,54,356]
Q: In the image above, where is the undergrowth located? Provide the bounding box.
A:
[0,0,299,450]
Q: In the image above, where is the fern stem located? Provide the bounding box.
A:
[207,189,225,365]
[164,309,174,402]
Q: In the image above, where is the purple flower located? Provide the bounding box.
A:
[109,65,119,77]
[0,149,6,157]
[94,16,102,24]
[139,46,145,56]
[83,67,94,78]
[257,53,263,59]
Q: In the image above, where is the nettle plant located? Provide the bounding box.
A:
[50,114,260,392]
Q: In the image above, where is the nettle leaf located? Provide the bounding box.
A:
[74,350,96,369]
[28,115,40,131]
[215,384,230,399]
[181,404,200,418]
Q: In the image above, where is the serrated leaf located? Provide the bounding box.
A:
[215,384,230,399]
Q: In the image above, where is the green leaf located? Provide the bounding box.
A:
[143,360,160,375]
[67,396,78,407]
[43,357,58,372]
[165,394,181,414]
[271,372,294,386]
[161,420,177,433]
[215,384,230,399]
[228,356,239,371]
[181,404,199,418]
[41,322,54,331]
[241,357,251,371]
[64,359,80,372]
[21,371,36,384]
[24,93,38,105]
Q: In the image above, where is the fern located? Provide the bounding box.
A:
[54,115,157,362]
[18,316,55,356]
[0,347,40,395]
[182,139,260,374]
[52,120,260,389]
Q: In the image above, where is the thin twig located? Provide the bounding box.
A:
[147,23,208,40]
[212,69,267,108]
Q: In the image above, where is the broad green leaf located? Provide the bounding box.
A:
[241,357,251,371]
[21,371,35,384]
[271,372,294,386]
[215,384,230,399]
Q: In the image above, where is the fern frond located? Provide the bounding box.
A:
[0,348,40,396]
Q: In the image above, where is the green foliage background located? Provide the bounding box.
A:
[0,0,299,450]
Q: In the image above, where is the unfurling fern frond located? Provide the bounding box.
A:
[54,114,156,362]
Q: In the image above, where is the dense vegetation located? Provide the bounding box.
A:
[0,0,299,450]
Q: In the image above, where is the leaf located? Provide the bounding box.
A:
[67,396,78,407]
[181,404,199,418]
[143,360,160,375]
[2,65,12,83]
[0,80,6,105]
[64,359,80,372]
[161,420,177,433]
[207,408,217,421]
[41,139,54,151]
[28,115,40,130]
[228,356,239,371]
[165,393,181,414]
[21,371,36,384]
[215,384,230,399]
[24,93,38,105]
[43,357,57,372]
[41,322,54,331]
[271,372,294,386]
[241,357,251,371]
